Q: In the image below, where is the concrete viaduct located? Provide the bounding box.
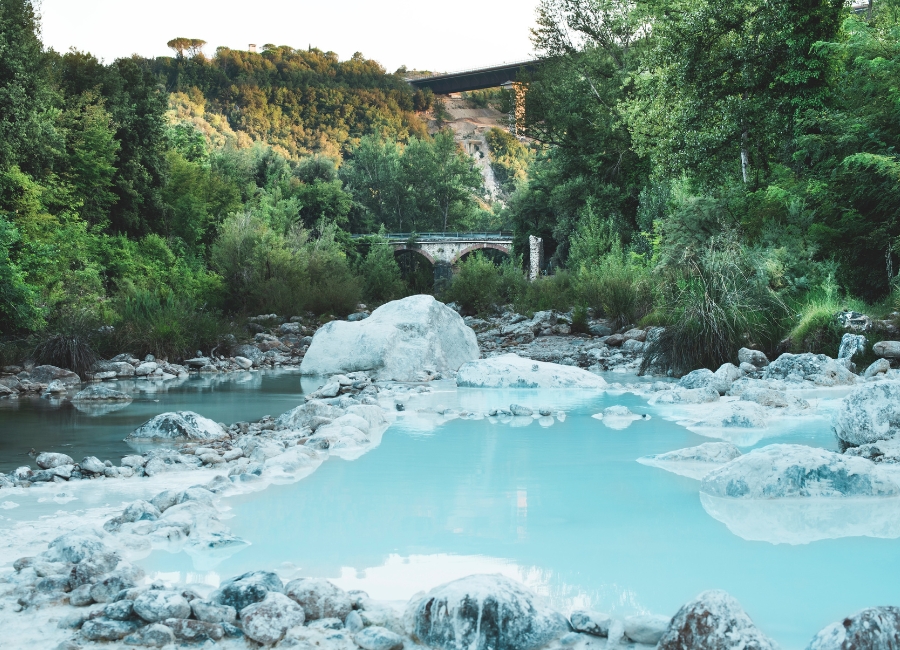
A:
[405,60,542,95]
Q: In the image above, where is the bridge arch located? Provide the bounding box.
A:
[392,246,436,266]
[451,243,512,266]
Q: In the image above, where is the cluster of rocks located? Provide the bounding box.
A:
[0,364,82,399]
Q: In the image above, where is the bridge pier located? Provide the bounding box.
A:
[433,261,453,293]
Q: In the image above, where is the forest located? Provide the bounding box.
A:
[1,0,899,373]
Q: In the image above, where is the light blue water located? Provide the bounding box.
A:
[141,389,900,650]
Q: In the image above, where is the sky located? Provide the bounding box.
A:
[37,0,542,73]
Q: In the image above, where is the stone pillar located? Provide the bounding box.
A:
[529,235,543,280]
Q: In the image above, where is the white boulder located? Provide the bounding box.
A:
[700,444,900,498]
[807,606,900,650]
[457,354,607,389]
[657,590,776,650]
[624,614,670,645]
[284,578,351,621]
[127,411,226,441]
[241,592,306,645]
[762,353,856,386]
[300,295,479,381]
[833,381,900,446]
[679,369,730,395]
[638,442,742,480]
[407,574,569,650]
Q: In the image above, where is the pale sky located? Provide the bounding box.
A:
[37,0,541,73]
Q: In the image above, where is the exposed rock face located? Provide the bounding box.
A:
[833,382,900,446]
[762,353,856,386]
[700,444,900,498]
[301,295,479,381]
[240,592,306,644]
[284,578,352,621]
[807,606,900,650]
[30,365,82,385]
[874,341,900,359]
[658,590,777,650]
[456,353,607,389]
[127,411,226,441]
[408,574,570,650]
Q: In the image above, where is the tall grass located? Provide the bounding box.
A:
[574,245,653,328]
[641,242,788,376]
[788,275,867,354]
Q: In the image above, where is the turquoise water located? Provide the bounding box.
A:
[141,389,900,649]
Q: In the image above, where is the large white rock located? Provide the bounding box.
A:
[638,442,742,480]
[700,444,900,498]
[657,590,776,650]
[300,295,479,381]
[407,574,569,650]
[457,353,607,389]
[762,353,856,386]
[624,614,670,645]
[833,381,900,446]
[807,607,900,650]
[241,592,306,645]
[127,411,226,441]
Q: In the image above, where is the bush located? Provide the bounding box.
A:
[359,237,406,304]
[574,244,653,328]
[515,270,576,313]
[641,240,788,376]
[442,253,504,315]
[788,276,866,354]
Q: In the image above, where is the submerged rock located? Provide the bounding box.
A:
[408,574,569,650]
[700,444,900,498]
[833,382,900,446]
[127,411,226,441]
[301,295,479,381]
[72,385,132,401]
[807,606,900,650]
[456,353,607,389]
[658,590,776,650]
[638,442,742,480]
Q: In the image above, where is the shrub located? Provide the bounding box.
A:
[442,253,503,315]
[574,244,653,328]
[359,237,406,304]
[516,270,576,314]
[788,275,867,355]
[33,330,98,377]
[641,240,788,376]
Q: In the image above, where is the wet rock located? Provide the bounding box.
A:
[839,333,867,360]
[191,599,237,624]
[143,450,202,476]
[134,361,158,376]
[740,387,789,408]
[301,295,479,381]
[211,570,284,613]
[408,574,569,650]
[44,531,111,564]
[80,617,140,641]
[624,614,670,645]
[738,348,769,368]
[865,359,892,379]
[285,578,352,621]
[569,610,611,636]
[874,341,900,359]
[510,404,533,417]
[355,625,404,650]
[69,552,121,587]
[277,400,345,430]
[240,592,306,644]
[833,382,900,446]
[30,365,81,385]
[678,369,729,395]
[234,356,254,369]
[165,617,225,641]
[123,623,176,647]
[127,411,226,441]
[73,385,132,401]
[653,387,720,405]
[700,444,900,498]
[658,590,776,650]
[36,452,74,469]
[133,590,192,622]
[90,572,137,603]
[70,583,95,606]
[104,599,135,620]
[80,456,107,474]
[807,606,900,649]
[762,353,856,386]
[638,443,743,480]
[457,353,607,389]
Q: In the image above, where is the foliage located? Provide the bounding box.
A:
[359,232,406,304]
[574,245,652,328]
[0,215,42,332]
[484,127,532,195]
[641,240,788,376]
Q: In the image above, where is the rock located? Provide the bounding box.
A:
[624,614,670,645]
[127,411,226,441]
[569,610,611,637]
[762,353,856,386]
[839,333,867,360]
[44,531,112,564]
[308,381,341,399]
[134,362,159,376]
[738,348,769,368]
[807,606,900,650]
[657,590,776,650]
[233,344,263,363]
[605,333,625,347]
[90,573,137,603]
[143,450,202,476]
[833,382,900,446]
[638,443,742,480]
[457,354,607,389]
[622,328,646,342]
[72,385,132,401]
[715,363,743,384]
[589,324,612,337]
[740,387,789,408]
[347,312,369,322]
[277,400,346,430]
[36,452,74,469]
[70,583,95,606]
[678,369,729,395]
[284,578,352,621]
[355,625,405,650]
[510,404,533,417]
[211,570,284,613]
[300,295,479,381]
[104,599,135,620]
[164,618,225,641]
[80,617,139,641]
[409,574,569,650]
[43,379,68,395]
[133,590,192,622]
[30,365,82,385]
[122,623,176,647]
[739,362,758,374]
[700,444,900,498]
[865,358,892,379]
[79,456,108,474]
[653,387,720,405]
[234,356,253,369]
[191,599,237,624]
[121,500,161,523]
[346,610,364,632]
[874,341,900,359]
[240,592,306,645]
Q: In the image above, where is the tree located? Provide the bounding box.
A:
[167,38,205,58]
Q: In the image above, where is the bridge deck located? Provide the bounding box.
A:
[406,61,541,94]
